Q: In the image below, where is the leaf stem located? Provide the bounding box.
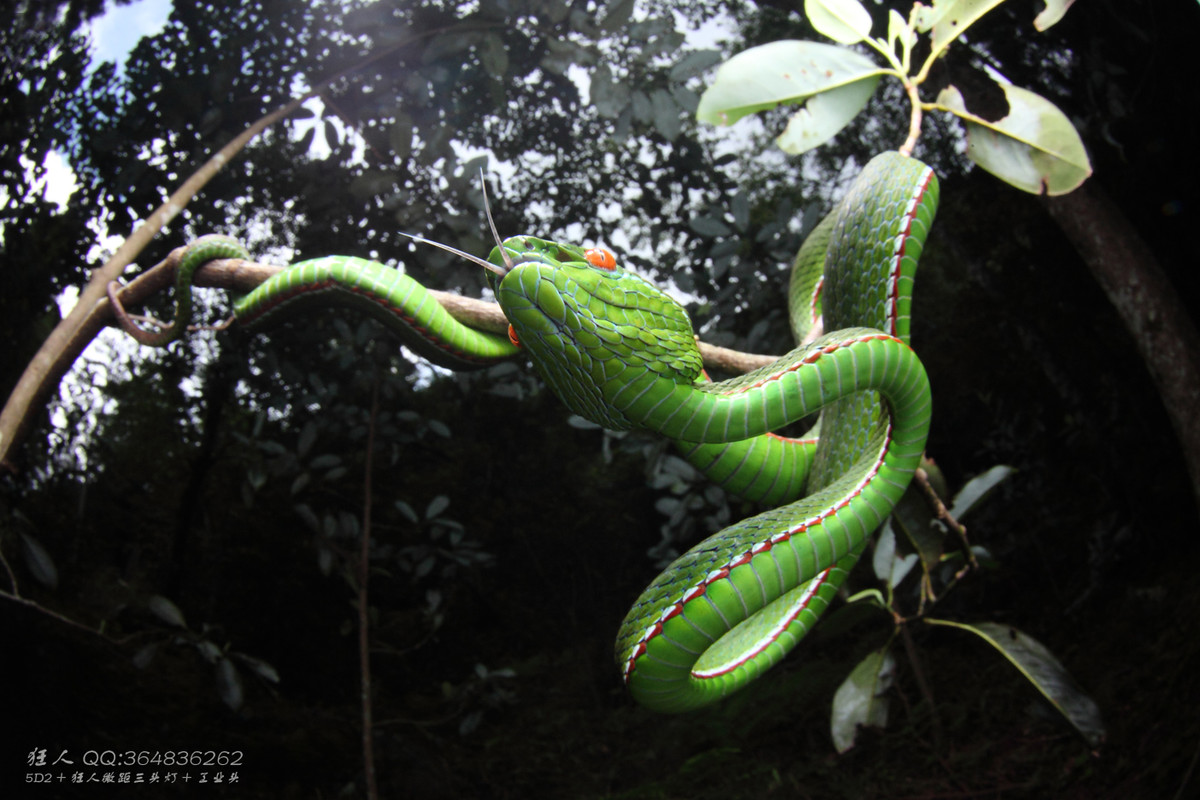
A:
[863,36,904,73]
[899,79,924,157]
[915,467,978,570]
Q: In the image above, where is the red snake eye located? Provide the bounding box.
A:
[585,248,617,270]
[507,323,522,348]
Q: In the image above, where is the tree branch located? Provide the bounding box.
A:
[0,30,461,472]
[0,237,783,476]
[1043,182,1200,515]
[0,96,312,472]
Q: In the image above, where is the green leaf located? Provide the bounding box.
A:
[232,652,281,684]
[421,31,482,64]
[395,500,419,524]
[891,482,943,579]
[936,83,1092,195]
[18,532,58,589]
[926,0,1007,60]
[147,594,187,628]
[887,9,914,60]
[926,619,1106,746]
[632,90,653,124]
[296,421,318,459]
[294,503,320,533]
[337,511,360,539]
[669,49,723,81]
[911,1,948,32]
[831,646,896,752]
[308,454,342,470]
[689,215,732,237]
[246,465,267,491]
[389,114,413,160]
[290,472,311,496]
[872,521,919,589]
[948,464,1015,519]
[805,0,873,44]
[1034,0,1078,31]
[590,64,629,120]
[601,0,636,32]
[775,74,879,154]
[731,193,750,232]
[540,36,580,76]
[132,643,158,669]
[196,640,222,663]
[215,658,244,711]
[651,89,682,141]
[426,494,451,520]
[670,84,699,113]
[478,33,508,75]
[696,40,887,128]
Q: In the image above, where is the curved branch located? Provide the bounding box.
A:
[0,31,453,472]
[0,99,311,471]
[2,241,783,472]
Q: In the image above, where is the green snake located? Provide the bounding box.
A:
[117,151,938,713]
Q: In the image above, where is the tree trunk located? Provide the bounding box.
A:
[1043,182,1200,515]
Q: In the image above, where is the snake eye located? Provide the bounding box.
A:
[585,248,617,270]
[507,323,522,348]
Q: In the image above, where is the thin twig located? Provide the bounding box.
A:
[899,621,943,750]
[1173,734,1200,800]
[915,467,978,570]
[0,590,113,639]
[899,81,923,158]
[359,375,380,800]
[0,538,19,595]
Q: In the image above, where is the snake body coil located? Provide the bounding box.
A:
[157,151,938,713]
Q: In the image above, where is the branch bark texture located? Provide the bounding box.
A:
[1044,182,1200,514]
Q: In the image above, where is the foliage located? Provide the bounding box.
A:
[698,0,1091,193]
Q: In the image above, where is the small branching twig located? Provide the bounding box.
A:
[915,467,978,571]
[898,621,943,750]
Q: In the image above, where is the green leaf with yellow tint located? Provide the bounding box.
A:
[776,74,880,154]
[805,0,873,45]
[936,83,1091,195]
[697,40,887,129]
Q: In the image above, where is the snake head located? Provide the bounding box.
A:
[493,236,703,430]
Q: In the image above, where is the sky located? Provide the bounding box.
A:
[39,0,173,212]
[88,0,173,69]
[38,0,175,439]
